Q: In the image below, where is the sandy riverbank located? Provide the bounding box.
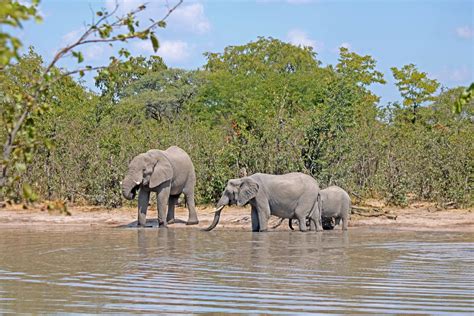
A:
[0,201,473,232]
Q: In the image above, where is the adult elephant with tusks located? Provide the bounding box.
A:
[122,146,199,227]
[204,172,323,232]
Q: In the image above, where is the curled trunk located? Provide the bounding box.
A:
[122,176,137,200]
[203,205,225,231]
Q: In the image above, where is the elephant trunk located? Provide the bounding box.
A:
[122,173,141,200]
[203,205,225,231]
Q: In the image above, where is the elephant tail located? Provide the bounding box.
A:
[317,192,322,218]
[288,219,295,230]
[307,192,321,219]
[308,192,322,230]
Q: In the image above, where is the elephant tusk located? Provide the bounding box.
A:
[135,181,141,185]
[201,205,225,215]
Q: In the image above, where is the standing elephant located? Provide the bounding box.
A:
[204,172,323,232]
[319,186,351,230]
[272,186,351,231]
[122,146,199,227]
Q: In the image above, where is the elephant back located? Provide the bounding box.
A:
[163,146,196,181]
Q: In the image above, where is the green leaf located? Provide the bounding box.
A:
[150,33,159,52]
[72,51,84,63]
[158,20,166,28]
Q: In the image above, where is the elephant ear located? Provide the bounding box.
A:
[237,178,259,207]
[148,151,173,188]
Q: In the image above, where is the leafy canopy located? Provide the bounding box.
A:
[391,64,440,122]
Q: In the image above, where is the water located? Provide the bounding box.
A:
[0,227,473,314]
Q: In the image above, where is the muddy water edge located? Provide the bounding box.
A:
[0,227,473,314]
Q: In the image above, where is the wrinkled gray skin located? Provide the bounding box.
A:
[122,146,199,227]
[205,172,323,232]
[274,186,351,231]
[318,186,351,230]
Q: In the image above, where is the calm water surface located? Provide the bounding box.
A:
[0,226,472,314]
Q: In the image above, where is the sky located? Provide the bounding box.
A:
[13,0,474,104]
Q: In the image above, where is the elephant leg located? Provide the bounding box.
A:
[309,218,316,231]
[156,188,170,228]
[341,213,348,230]
[256,203,271,232]
[137,189,151,227]
[183,189,199,225]
[251,205,260,232]
[167,195,179,224]
[296,213,308,232]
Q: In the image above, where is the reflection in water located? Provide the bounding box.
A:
[0,227,472,314]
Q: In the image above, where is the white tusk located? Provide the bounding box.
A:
[202,205,225,215]
[135,181,141,185]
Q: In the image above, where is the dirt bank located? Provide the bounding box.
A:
[0,201,473,232]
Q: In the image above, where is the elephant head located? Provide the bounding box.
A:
[122,150,173,200]
[204,177,259,231]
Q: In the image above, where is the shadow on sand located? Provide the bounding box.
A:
[118,218,188,228]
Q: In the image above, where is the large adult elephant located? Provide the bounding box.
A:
[122,146,199,227]
[204,172,323,232]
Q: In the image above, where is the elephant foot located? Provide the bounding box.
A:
[167,219,176,225]
[259,229,268,232]
[157,221,168,228]
[186,220,199,226]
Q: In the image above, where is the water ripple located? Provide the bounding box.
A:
[0,228,473,314]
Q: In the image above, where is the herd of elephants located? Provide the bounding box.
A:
[122,146,351,232]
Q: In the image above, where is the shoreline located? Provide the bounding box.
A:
[0,202,473,232]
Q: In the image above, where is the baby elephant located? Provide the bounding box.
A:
[274,186,351,231]
[319,186,351,230]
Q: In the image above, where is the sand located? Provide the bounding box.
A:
[0,201,472,232]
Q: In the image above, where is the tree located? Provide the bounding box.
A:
[0,0,42,68]
[122,68,202,122]
[453,82,474,114]
[95,55,167,104]
[198,37,328,175]
[336,47,386,87]
[391,64,440,123]
[204,36,321,75]
[0,0,183,200]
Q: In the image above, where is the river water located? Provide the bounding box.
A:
[0,227,472,314]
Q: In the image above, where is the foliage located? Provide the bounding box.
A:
[336,47,386,87]
[391,64,440,123]
[453,82,474,114]
[95,55,167,104]
[1,33,472,208]
[0,0,42,68]
[0,0,183,201]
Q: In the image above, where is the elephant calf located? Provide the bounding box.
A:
[319,186,351,230]
[122,146,199,227]
[274,185,351,231]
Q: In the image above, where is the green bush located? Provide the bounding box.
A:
[3,41,472,208]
